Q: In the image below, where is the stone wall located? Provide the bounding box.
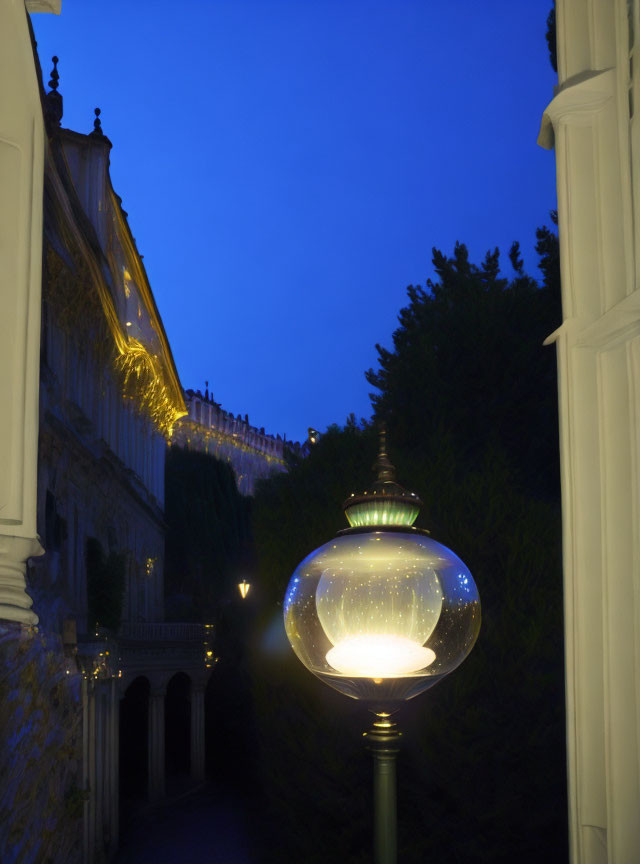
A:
[0,612,83,863]
[172,390,291,496]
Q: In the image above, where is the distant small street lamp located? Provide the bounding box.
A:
[283,427,480,864]
[238,580,251,600]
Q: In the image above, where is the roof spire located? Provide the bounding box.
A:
[90,107,104,137]
[88,107,112,147]
[48,55,59,91]
[45,55,63,126]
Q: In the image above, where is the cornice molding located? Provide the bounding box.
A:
[543,289,640,350]
[25,0,61,13]
[45,142,186,438]
[538,68,616,149]
[107,185,187,425]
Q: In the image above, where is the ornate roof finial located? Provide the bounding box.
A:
[45,55,63,126]
[90,107,103,137]
[48,55,59,91]
[88,107,112,147]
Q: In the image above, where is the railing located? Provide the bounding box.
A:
[119,622,207,642]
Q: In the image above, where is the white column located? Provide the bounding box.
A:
[190,684,206,782]
[108,678,119,855]
[82,677,90,864]
[95,690,104,857]
[0,0,60,623]
[148,689,165,802]
[540,3,640,862]
[0,536,41,623]
[87,681,96,864]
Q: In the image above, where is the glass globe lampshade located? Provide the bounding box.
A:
[283,431,480,706]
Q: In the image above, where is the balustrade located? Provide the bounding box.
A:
[119,622,205,641]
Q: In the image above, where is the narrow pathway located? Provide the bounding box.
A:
[114,783,258,864]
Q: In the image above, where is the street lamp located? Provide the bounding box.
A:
[283,427,480,864]
[238,580,251,599]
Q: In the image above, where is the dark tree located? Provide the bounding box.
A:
[365,233,561,501]
[251,226,567,863]
[164,447,252,621]
[86,538,125,632]
[547,4,558,73]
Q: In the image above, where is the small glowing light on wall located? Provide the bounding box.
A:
[204,623,215,668]
[238,580,251,599]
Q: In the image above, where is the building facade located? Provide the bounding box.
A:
[540,2,640,861]
[173,388,289,495]
[1,24,213,862]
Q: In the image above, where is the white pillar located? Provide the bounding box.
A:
[148,689,165,802]
[0,1,59,623]
[540,2,640,861]
[87,681,96,864]
[95,690,104,857]
[190,684,206,782]
[109,678,119,854]
[82,676,90,864]
[0,536,41,624]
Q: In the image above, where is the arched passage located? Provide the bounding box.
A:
[119,676,150,805]
[165,672,191,783]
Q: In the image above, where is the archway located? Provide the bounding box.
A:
[165,672,191,791]
[119,676,150,811]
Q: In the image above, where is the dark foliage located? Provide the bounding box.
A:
[249,226,567,863]
[164,446,252,621]
[365,236,562,501]
[547,5,557,73]
[86,537,125,632]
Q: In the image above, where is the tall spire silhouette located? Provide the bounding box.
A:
[45,55,63,126]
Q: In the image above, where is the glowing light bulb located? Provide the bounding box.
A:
[326,634,435,677]
[315,541,443,678]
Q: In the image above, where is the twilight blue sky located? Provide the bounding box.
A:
[33,1,557,444]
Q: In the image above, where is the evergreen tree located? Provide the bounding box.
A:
[251,225,567,863]
[365,230,561,500]
[164,447,252,621]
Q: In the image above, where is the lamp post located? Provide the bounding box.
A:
[283,427,480,864]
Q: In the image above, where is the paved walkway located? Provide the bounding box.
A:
[114,783,258,864]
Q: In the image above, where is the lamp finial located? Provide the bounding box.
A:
[373,422,397,484]
[342,423,423,529]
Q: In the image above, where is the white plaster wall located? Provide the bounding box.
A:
[0,1,58,624]
[541,1,640,860]
[0,1,46,537]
